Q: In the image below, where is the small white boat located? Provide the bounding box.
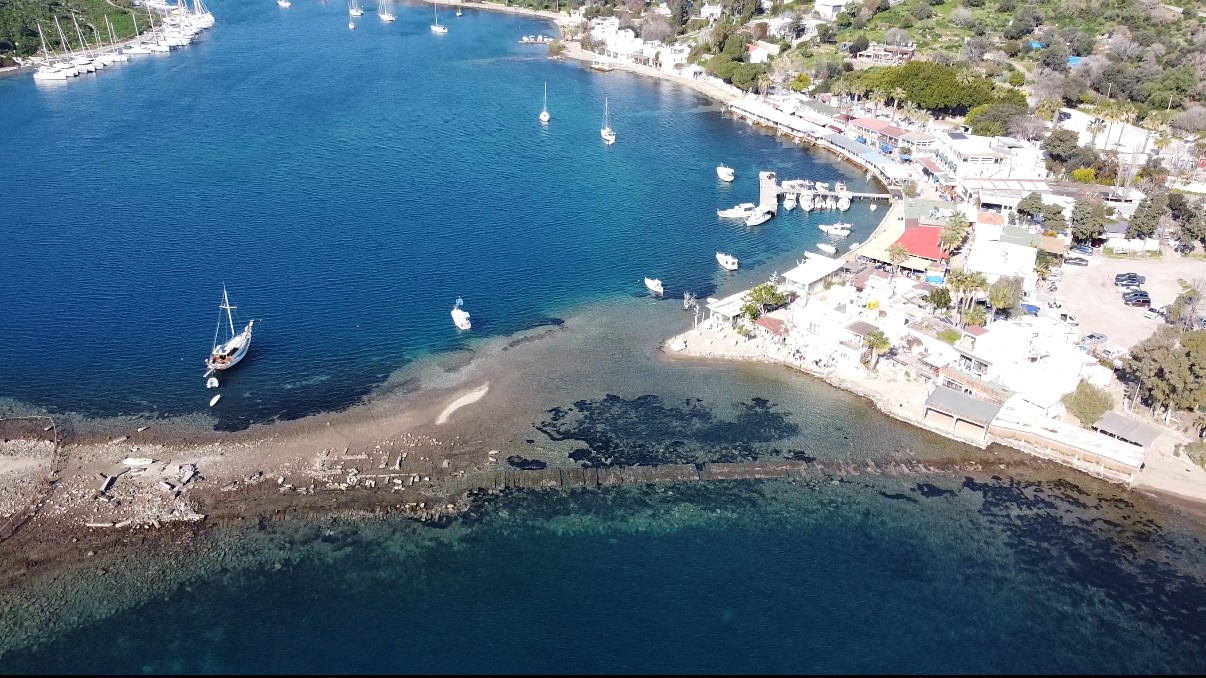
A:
[837,196,852,211]
[835,181,848,193]
[452,297,471,330]
[644,277,664,295]
[457,6,463,17]
[717,202,756,219]
[349,22,355,30]
[716,252,739,271]
[716,164,735,182]
[206,286,254,372]
[601,97,616,145]
[869,204,878,211]
[819,222,852,237]
[800,193,815,211]
[277,0,290,7]
[817,243,838,255]
[206,377,219,389]
[539,82,550,124]
[209,394,221,407]
[814,181,829,192]
[745,210,773,227]
[783,193,798,211]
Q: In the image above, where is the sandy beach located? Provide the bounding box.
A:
[435,382,490,425]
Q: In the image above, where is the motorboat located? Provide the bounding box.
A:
[716,252,739,271]
[716,164,735,182]
[451,298,471,330]
[814,181,829,191]
[783,192,797,211]
[800,193,814,211]
[277,0,291,7]
[205,286,254,372]
[539,82,550,124]
[817,243,838,255]
[835,181,847,193]
[601,97,616,145]
[837,196,852,211]
[644,277,664,295]
[745,210,773,227]
[869,204,878,211]
[717,203,756,219]
[819,222,852,237]
[520,35,555,44]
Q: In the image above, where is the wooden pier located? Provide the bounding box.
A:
[758,171,780,213]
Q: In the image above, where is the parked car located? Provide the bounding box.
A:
[1120,285,1144,295]
[1058,312,1079,326]
[1083,333,1108,345]
[1064,257,1089,267]
[1070,244,1093,256]
[1114,273,1146,285]
[1124,295,1152,307]
[1144,306,1165,320]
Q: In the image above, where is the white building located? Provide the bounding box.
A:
[951,318,1089,415]
[700,2,724,22]
[963,236,1039,302]
[815,0,850,20]
[748,40,781,65]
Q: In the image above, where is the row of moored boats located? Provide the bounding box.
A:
[344,0,457,33]
[33,1,214,82]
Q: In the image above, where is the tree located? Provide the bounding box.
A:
[1124,328,1206,421]
[887,243,908,279]
[1016,192,1045,219]
[1040,203,1068,232]
[924,287,953,312]
[1069,198,1107,242]
[1087,117,1106,147]
[902,180,919,198]
[849,34,869,57]
[964,304,988,327]
[988,276,1023,315]
[1166,285,1202,330]
[788,72,811,92]
[940,213,969,255]
[864,330,890,371]
[1070,168,1097,184]
[1009,115,1048,142]
[1043,129,1082,163]
[1127,192,1168,239]
[1061,381,1115,428]
[742,282,788,319]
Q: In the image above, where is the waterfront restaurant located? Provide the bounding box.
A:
[849,118,909,151]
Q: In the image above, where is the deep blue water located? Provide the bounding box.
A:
[0,1,877,429]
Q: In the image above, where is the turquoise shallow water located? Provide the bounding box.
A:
[0,1,877,430]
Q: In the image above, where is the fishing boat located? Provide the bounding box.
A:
[539,82,550,124]
[205,286,254,372]
[745,210,773,227]
[819,222,853,237]
[817,243,838,255]
[716,164,735,182]
[348,0,363,16]
[379,0,395,22]
[644,278,663,295]
[451,297,471,330]
[431,5,448,33]
[601,97,616,145]
[717,203,756,219]
[783,193,798,211]
[716,252,739,271]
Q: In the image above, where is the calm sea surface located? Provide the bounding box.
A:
[0,0,877,430]
[3,4,1205,674]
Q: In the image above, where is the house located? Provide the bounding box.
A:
[748,40,781,65]
[699,1,724,22]
[658,44,691,73]
[855,42,916,66]
[849,118,909,151]
[963,238,1039,301]
[815,0,850,20]
[882,224,947,272]
[931,131,1007,180]
[755,314,788,340]
[782,253,846,296]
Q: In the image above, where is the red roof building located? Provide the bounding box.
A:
[893,225,946,262]
[755,316,787,337]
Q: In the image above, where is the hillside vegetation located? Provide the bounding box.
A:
[1,0,144,56]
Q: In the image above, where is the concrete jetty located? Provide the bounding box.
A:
[758,171,780,212]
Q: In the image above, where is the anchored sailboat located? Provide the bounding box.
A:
[379,0,395,22]
[206,286,254,372]
[348,0,363,17]
[431,4,447,33]
[539,82,550,124]
[601,97,616,145]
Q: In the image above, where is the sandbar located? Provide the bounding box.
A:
[435,382,490,425]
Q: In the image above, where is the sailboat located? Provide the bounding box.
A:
[379,0,395,22]
[33,22,75,80]
[348,0,364,17]
[601,97,616,145]
[431,4,448,33]
[539,82,550,124]
[205,286,254,372]
[456,4,462,17]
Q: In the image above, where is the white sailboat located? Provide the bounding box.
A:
[456,4,462,16]
[601,97,616,145]
[349,0,364,17]
[206,286,254,372]
[103,16,129,62]
[644,278,664,295]
[716,164,735,182]
[451,297,471,330]
[431,5,448,33]
[124,12,152,54]
[716,252,739,271]
[379,0,395,22]
[539,82,550,124]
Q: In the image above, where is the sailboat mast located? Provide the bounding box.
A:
[222,286,236,338]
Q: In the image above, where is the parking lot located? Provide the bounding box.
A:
[1044,252,1204,351]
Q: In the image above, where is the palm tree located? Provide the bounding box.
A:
[891,87,907,116]
[1035,98,1060,128]
[1111,101,1137,153]
[848,80,869,103]
[901,101,923,127]
[1099,100,1120,153]
[964,304,988,328]
[864,330,890,371]
[945,270,969,325]
[1154,129,1172,157]
[1087,117,1106,148]
[869,89,887,117]
[887,243,908,279]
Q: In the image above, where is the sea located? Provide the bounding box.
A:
[2,3,1206,673]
